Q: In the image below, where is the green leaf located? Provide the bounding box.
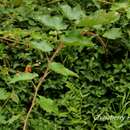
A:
[0,43,6,59]
[7,114,21,124]
[12,0,23,7]
[9,72,38,84]
[0,88,10,100]
[37,96,59,114]
[62,31,94,47]
[92,0,101,9]
[127,8,130,19]
[11,91,19,104]
[60,4,85,20]
[49,62,79,77]
[126,108,130,116]
[30,41,53,52]
[78,10,120,27]
[0,113,6,124]
[103,28,122,39]
[0,44,5,51]
[37,15,67,30]
[110,2,128,11]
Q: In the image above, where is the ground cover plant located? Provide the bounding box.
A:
[0,0,130,130]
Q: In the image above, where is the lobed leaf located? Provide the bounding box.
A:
[37,15,67,30]
[78,10,120,27]
[60,4,85,20]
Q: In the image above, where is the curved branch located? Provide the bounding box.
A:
[23,42,64,130]
[81,31,107,49]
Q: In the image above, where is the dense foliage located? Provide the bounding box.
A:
[0,0,130,130]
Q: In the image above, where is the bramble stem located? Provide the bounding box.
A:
[23,43,64,130]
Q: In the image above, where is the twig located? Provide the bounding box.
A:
[1,96,10,109]
[97,0,112,4]
[81,31,107,49]
[23,42,64,130]
[43,0,62,6]
[96,35,107,49]
[0,37,15,43]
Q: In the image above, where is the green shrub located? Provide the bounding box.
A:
[0,0,130,130]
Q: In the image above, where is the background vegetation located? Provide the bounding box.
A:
[0,0,130,129]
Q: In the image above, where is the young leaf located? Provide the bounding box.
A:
[60,4,85,20]
[9,72,38,84]
[0,88,10,100]
[78,10,120,27]
[30,41,53,52]
[103,28,122,39]
[49,62,79,77]
[37,15,67,30]
[37,96,59,114]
